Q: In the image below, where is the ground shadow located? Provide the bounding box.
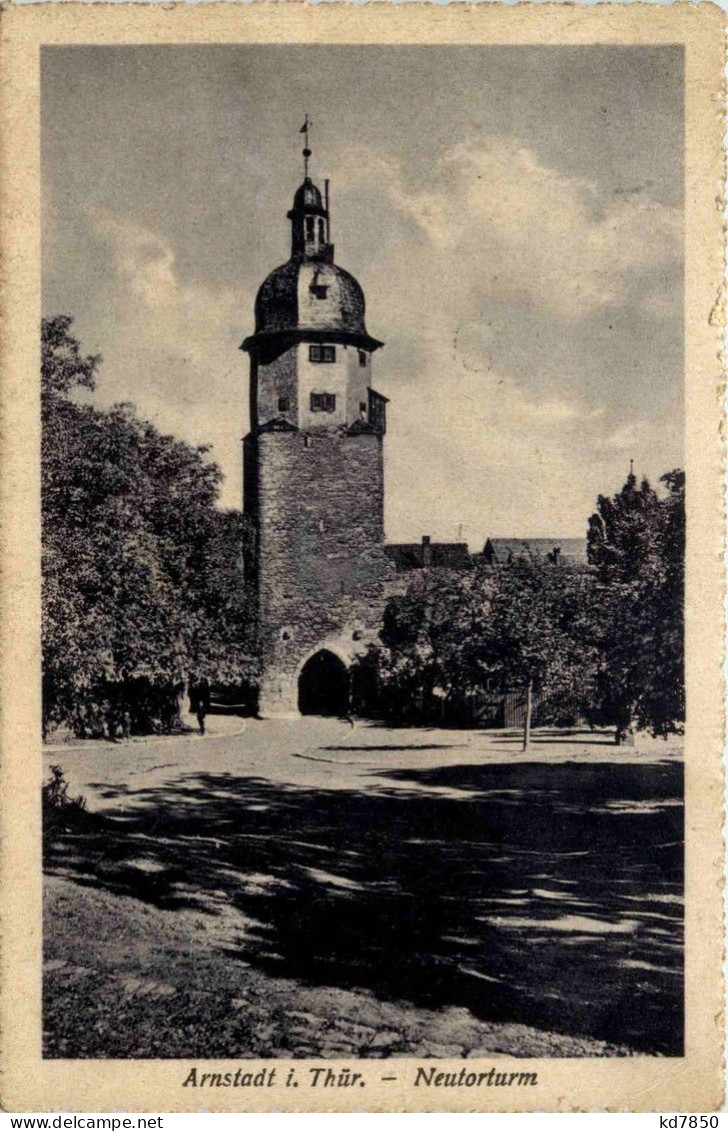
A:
[489,727,622,747]
[45,758,683,1056]
[321,744,462,753]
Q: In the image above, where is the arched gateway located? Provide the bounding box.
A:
[298,650,350,717]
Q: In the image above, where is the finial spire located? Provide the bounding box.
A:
[629,458,634,478]
[299,114,312,178]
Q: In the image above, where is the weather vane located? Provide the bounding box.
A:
[299,114,312,178]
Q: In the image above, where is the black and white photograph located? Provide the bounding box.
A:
[38,42,689,1066]
[38,41,687,1067]
[0,8,713,1110]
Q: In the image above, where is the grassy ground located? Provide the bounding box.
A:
[43,719,683,1059]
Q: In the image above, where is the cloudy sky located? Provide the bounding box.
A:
[42,45,683,547]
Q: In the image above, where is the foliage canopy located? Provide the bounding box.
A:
[42,316,256,736]
[376,469,684,744]
[587,470,685,739]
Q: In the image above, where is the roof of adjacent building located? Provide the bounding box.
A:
[385,541,473,573]
[481,538,588,565]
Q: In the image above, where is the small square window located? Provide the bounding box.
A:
[358,350,367,367]
[311,285,328,300]
[310,392,336,413]
[278,396,290,413]
[309,344,336,363]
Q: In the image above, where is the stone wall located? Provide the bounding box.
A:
[253,427,395,716]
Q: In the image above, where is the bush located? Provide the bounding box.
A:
[43,764,87,838]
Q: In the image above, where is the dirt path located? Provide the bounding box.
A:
[44,875,633,1059]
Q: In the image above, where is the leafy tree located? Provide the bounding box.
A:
[375,471,683,746]
[588,471,663,585]
[587,470,684,742]
[42,314,99,397]
[377,569,476,723]
[463,559,600,750]
[42,316,256,737]
[376,560,600,747]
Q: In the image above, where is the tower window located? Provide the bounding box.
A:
[306,216,314,239]
[318,218,325,242]
[310,392,336,413]
[358,350,367,367]
[309,344,336,363]
[278,396,290,413]
[310,285,328,300]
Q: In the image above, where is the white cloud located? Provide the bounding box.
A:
[80,135,683,540]
[333,137,681,322]
[328,136,682,541]
[91,209,178,310]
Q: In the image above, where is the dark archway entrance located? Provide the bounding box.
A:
[298,650,350,717]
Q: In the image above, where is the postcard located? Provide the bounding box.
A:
[0,2,724,1112]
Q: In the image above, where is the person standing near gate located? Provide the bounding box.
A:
[189,677,211,735]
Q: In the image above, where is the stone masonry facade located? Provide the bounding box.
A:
[252,428,395,716]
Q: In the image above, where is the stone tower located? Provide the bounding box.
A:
[241,157,394,718]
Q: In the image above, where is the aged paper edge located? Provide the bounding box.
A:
[0,1,724,1112]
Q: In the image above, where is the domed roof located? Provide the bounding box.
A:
[241,173,384,354]
[254,259,369,338]
[291,178,324,213]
